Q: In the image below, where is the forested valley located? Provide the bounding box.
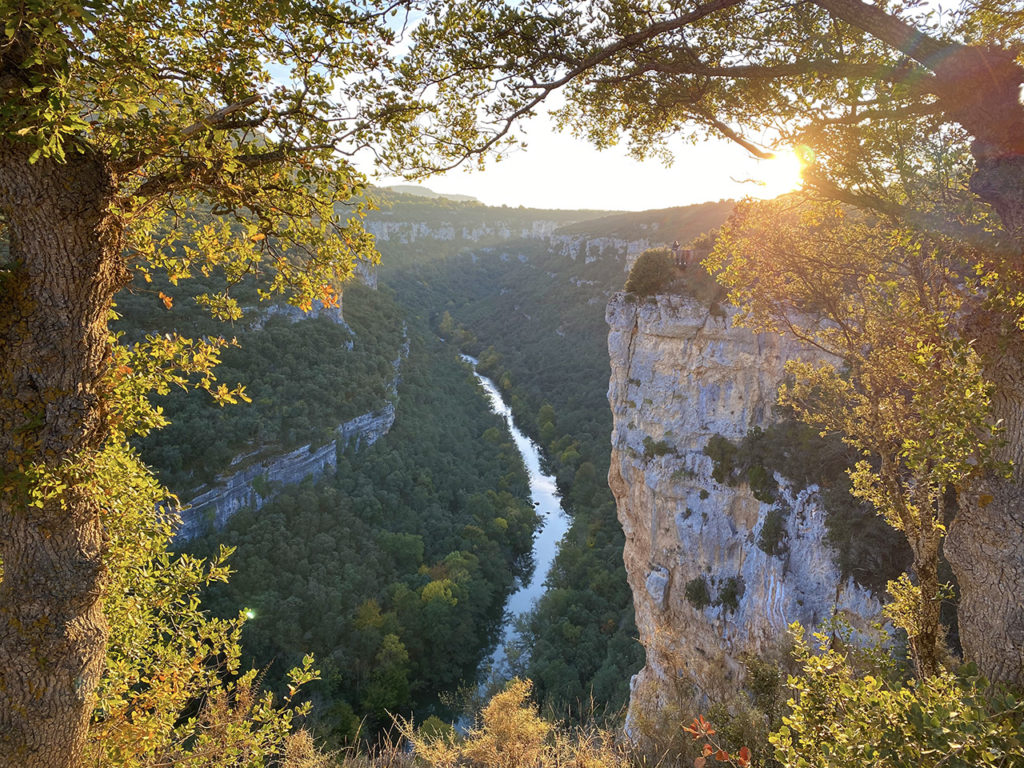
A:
[106,190,733,745]
[377,193,734,717]
[6,1,1024,765]
[112,260,531,742]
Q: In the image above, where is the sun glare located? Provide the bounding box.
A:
[748,148,807,199]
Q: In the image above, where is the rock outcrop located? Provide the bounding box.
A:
[365,218,564,243]
[246,300,353,345]
[606,292,881,732]
[177,332,409,539]
[176,404,397,539]
[367,215,648,273]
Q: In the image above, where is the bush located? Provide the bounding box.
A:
[685,576,713,610]
[758,508,789,556]
[716,576,744,612]
[704,434,738,484]
[403,678,629,768]
[747,463,777,503]
[625,249,677,297]
[703,431,777,501]
[772,625,1024,768]
[623,247,729,314]
[642,436,674,460]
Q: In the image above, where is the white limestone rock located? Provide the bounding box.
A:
[605,291,883,731]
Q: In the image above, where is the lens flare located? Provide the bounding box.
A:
[748,148,806,199]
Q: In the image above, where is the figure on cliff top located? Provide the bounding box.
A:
[671,240,685,268]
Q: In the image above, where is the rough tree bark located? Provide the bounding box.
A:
[939,49,1024,687]
[945,309,1024,686]
[0,142,128,767]
[821,0,1024,682]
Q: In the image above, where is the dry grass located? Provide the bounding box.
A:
[324,677,744,768]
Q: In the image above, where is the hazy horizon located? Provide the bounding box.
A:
[363,110,799,212]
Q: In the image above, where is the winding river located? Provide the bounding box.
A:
[462,355,571,683]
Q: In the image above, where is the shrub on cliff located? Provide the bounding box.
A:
[770,625,1024,768]
[685,576,713,610]
[625,248,677,297]
[403,678,629,768]
[625,247,728,310]
[716,577,744,613]
[703,423,911,596]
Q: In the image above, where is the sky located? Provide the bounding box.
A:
[363,109,803,213]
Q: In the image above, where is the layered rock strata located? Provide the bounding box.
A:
[176,404,397,539]
[177,332,409,539]
[365,219,563,243]
[246,300,353,342]
[606,292,881,731]
[367,215,649,272]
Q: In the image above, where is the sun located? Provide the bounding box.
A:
[748,148,807,199]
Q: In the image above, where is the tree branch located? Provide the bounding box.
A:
[130,142,337,199]
[812,0,1024,156]
[810,0,956,68]
[113,96,262,174]
[613,57,927,84]
[805,172,1015,254]
[699,112,774,159]
[534,0,746,92]
[178,96,261,140]
[412,0,745,173]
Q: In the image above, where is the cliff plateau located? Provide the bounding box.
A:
[606,292,882,733]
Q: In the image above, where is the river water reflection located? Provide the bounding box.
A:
[462,355,570,681]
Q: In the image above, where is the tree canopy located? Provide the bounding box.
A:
[393,0,1022,241]
[0,0,409,313]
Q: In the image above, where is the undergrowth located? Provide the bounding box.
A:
[703,419,911,596]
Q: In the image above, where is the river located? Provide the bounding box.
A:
[461,355,571,685]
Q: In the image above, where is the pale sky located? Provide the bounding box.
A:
[365,109,801,212]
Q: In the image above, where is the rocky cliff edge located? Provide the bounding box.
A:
[606,291,881,734]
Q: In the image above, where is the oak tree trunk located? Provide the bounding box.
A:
[945,302,1024,686]
[0,142,127,767]
[941,48,1024,684]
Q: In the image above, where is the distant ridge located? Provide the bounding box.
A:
[556,200,735,241]
[384,184,480,203]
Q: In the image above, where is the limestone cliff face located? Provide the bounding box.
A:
[246,300,353,345]
[366,218,563,243]
[606,292,881,727]
[367,215,649,271]
[177,333,409,539]
[176,404,398,539]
